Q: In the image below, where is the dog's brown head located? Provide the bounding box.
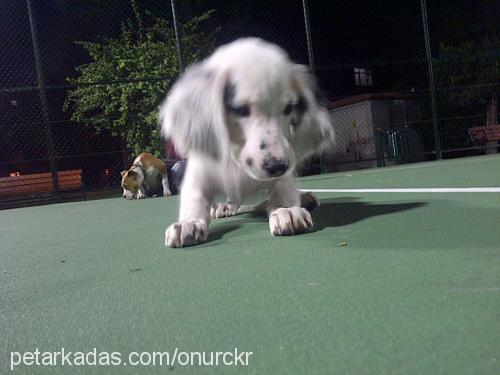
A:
[160,38,334,181]
[120,169,140,200]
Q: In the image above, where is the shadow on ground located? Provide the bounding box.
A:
[201,197,426,244]
[207,223,241,243]
[311,197,426,230]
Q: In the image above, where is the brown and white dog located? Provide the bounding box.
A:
[120,153,172,200]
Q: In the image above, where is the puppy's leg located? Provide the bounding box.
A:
[245,192,319,214]
[212,192,319,218]
[165,187,212,247]
[300,191,320,212]
[136,186,147,199]
[267,176,313,236]
[165,160,213,248]
[161,173,172,197]
[210,200,239,218]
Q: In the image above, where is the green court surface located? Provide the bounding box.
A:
[1,155,499,374]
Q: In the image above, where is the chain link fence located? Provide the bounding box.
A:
[1,0,498,207]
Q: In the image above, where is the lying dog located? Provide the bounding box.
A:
[121,153,171,199]
[160,38,334,247]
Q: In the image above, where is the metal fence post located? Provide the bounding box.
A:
[420,0,442,159]
[302,0,316,77]
[26,0,60,198]
[301,0,326,174]
[170,0,184,73]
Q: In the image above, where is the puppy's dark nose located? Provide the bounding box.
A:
[262,157,288,177]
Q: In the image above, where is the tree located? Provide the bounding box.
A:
[429,38,499,150]
[64,4,216,157]
[434,38,499,111]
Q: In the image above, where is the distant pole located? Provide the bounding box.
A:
[302,0,316,77]
[420,0,442,159]
[303,0,326,173]
[170,0,184,72]
[27,0,60,198]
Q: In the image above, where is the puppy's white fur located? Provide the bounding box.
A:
[160,38,333,248]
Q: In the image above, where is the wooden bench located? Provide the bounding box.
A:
[0,169,85,208]
[468,124,500,144]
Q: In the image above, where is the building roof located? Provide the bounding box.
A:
[329,92,420,109]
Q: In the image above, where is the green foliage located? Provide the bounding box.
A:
[433,38,499,112]
[64,8,216,157]
[422,38,499,149]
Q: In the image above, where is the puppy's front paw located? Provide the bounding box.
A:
[210,203,239,218]
[136,190,146,199]
[269,207,313,236]
[163,189,172,197]
[165,219,208,248]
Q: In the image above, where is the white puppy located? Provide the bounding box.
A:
[160,38,333,248]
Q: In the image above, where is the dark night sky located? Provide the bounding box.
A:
[1,0,498,92]
[0,0,498,173]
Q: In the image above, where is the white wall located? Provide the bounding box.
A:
[327,100,376,170]
[326,98,424,171]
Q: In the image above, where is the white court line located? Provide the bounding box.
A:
[300,187,500,193]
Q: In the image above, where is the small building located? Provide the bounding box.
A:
[326,92,426,171]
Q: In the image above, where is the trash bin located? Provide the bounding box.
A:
[376,128,410,167]
[386,129,409,161]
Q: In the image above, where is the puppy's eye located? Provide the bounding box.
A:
[283,102,294,116]
[229,105,250,117]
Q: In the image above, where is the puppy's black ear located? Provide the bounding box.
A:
[291,64,334,161]
[159,64,229,160]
